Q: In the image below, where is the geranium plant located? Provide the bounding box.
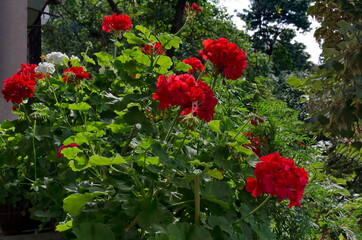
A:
[0,10,310,240]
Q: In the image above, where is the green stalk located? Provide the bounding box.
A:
[114,43,118,58]
[196,61,209,82]
[121,127,137,155]
[175,18,190,36]
[210,70,219,91]
[231,119,249,142]
[32,120,37,180]
[194,175,201,227]
[237,195,272,222]
[175,130,188,155]
[164,110,181,143]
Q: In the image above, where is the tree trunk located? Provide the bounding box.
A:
[168,0,187,57]
[170,0,187,34]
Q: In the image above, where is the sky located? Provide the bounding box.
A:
[218,0,322,64]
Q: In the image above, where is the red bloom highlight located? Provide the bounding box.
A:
[251,116,264,126]
[242,132,264,156]
[1,63,44,104]
[199,38,247,80]
[57,143,79,158]
[246,152,309,207]
[102,13,132,33]
[153,74,217,122]
[182,57,204,73]
[185,3,202,12]
[190,3,202,12]
[62,67,90,84]
[141,42,165,55]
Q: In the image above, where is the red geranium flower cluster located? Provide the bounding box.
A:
[102,13,132,33]
[62,66,90,84]
[251,116,264,126]
[182,57,204,73]
[153,74,217,122]
[57,143,79,158]
[243,132,264,156]
[199,38,247,80]
[141,42,165,55]
[185,3,202,12]
[1,63,45,104]
[246,152,309,207]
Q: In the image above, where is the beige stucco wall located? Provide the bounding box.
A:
[0,0,27,122]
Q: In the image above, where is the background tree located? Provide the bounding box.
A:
[238,0,312,75]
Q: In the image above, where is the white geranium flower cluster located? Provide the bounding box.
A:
[45,52,69,65]
[36,52,82,74]
[35,62,56,74]
[45,52,81,64]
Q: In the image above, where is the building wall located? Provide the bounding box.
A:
[0,0,27,122]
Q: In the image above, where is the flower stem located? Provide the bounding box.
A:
[175,18,190,36]
[164,110,181,143]
[121,127,137,155]
[231,119,249,142]
[32,120,37,180]
[194,175,201,227]
[196,61,209,82]
[238,195,272,222]
[210,70,219,91]
[114,43,117,58]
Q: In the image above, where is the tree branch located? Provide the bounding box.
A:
[106,0,121,14]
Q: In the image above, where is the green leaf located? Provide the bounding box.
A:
[107,122,130,133]
[135,25,151,36]
[151,142,169,162]
[201,181,233,209]
[166,223,212,240]
[81,53,96,65]
[56,220,73,232]
[137,154,160,166]
[158,34,182,49]
[208,216,233,236]
[124,32,148,45]
[73,223,115,240]
[69,156,90,171]
[62,147,82,159]
[252,223,277,240]
[94,52,113,66]
[174,62,192,72]
[155,55,172,69]
[139,136,154,150]
[208,120,221,132]
[137,198,174,233]
[63,193,103,216]
[69,102,91,111]
[287,76,302,88]
[133,51,151,66]
[89,155,126,166]
[123,106,148,124]
[207,168,224,180]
